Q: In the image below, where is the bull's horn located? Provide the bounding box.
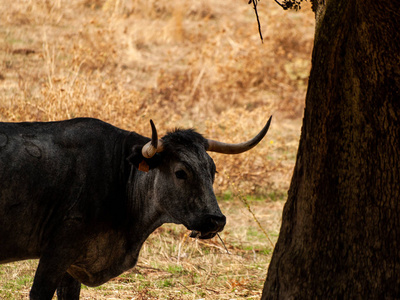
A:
[207,115,272,154]
[142,120,164,158]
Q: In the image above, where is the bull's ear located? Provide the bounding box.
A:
[127,145,144,168]
[127,145,162,172]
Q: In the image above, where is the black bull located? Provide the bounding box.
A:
[0,117,271,299]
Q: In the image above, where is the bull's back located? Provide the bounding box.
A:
[0,118,125,262]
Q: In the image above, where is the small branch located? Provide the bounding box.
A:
[275,0,304,10]
[274,0,287,9]
[249,0,264,43]
[217,233,231,254]
[248,0,303,42]
[239,191,275,248]
[177,281,194,294]
[227,175,275,248]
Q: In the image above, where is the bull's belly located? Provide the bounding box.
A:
[0,239,40,264]
[0,218,41,263]
[0,187,51,263]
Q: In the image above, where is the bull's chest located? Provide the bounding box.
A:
[68,231,141,287]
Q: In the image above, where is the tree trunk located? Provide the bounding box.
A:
[262,0,400,298]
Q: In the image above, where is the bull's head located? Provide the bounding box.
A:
[132,117,272,239]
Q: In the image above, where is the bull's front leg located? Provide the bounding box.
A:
[56,272,81,300]
[30,255,71,300]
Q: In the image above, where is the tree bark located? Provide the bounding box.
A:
[262,0,400,298]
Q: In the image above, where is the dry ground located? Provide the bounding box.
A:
[0,0,314,298]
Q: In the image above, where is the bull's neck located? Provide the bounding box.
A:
[125,166,165,244]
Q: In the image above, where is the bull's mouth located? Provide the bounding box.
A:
[189,230,217,240]
[185,214,226,239]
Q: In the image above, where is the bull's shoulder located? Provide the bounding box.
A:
[50,118,127,138]
[55,118,125,140]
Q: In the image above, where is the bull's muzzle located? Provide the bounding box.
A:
[190,214,226,239]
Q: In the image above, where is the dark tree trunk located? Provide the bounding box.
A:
[262,0,400,298]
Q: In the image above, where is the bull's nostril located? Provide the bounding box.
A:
[211,218,224,226]
[209,215,226,231]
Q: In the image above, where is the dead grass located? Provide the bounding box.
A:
[0,0,314,298]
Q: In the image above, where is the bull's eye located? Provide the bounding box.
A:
[175,170,188,180]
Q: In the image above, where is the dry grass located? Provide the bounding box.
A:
[0,0,314,298]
